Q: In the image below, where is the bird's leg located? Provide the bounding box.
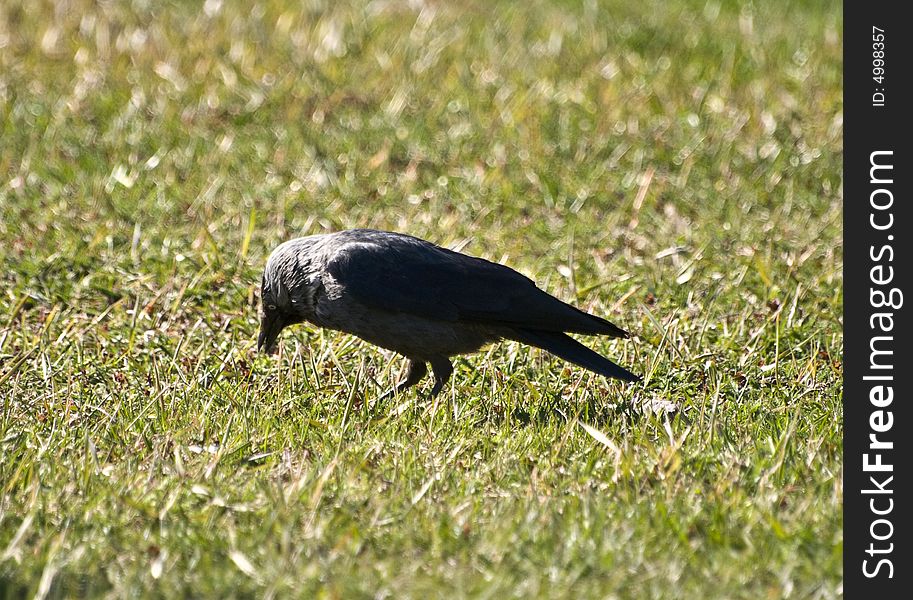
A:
[396,359,428,394]
[428,357,454,398]
[379,359,427,401]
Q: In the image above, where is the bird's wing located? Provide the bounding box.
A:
[324,233,627,337]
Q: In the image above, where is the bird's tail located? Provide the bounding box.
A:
[513,329,640,383]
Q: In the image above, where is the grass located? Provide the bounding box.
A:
[1,0,842,597]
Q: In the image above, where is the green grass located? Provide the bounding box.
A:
[1,0,842,597]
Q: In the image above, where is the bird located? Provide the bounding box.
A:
[257,229,639,397]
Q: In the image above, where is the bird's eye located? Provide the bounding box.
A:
[267,304,277,311]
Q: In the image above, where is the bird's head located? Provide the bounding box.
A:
[257,239,321,354]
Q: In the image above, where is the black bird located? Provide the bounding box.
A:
[258,229,638,396]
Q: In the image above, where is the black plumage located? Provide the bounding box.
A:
[258,229,638,396]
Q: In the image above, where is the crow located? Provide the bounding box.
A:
[258,229,638,396]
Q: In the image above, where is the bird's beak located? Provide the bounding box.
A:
[257,314,282,355]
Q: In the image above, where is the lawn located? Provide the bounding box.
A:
[1,0,842,597]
